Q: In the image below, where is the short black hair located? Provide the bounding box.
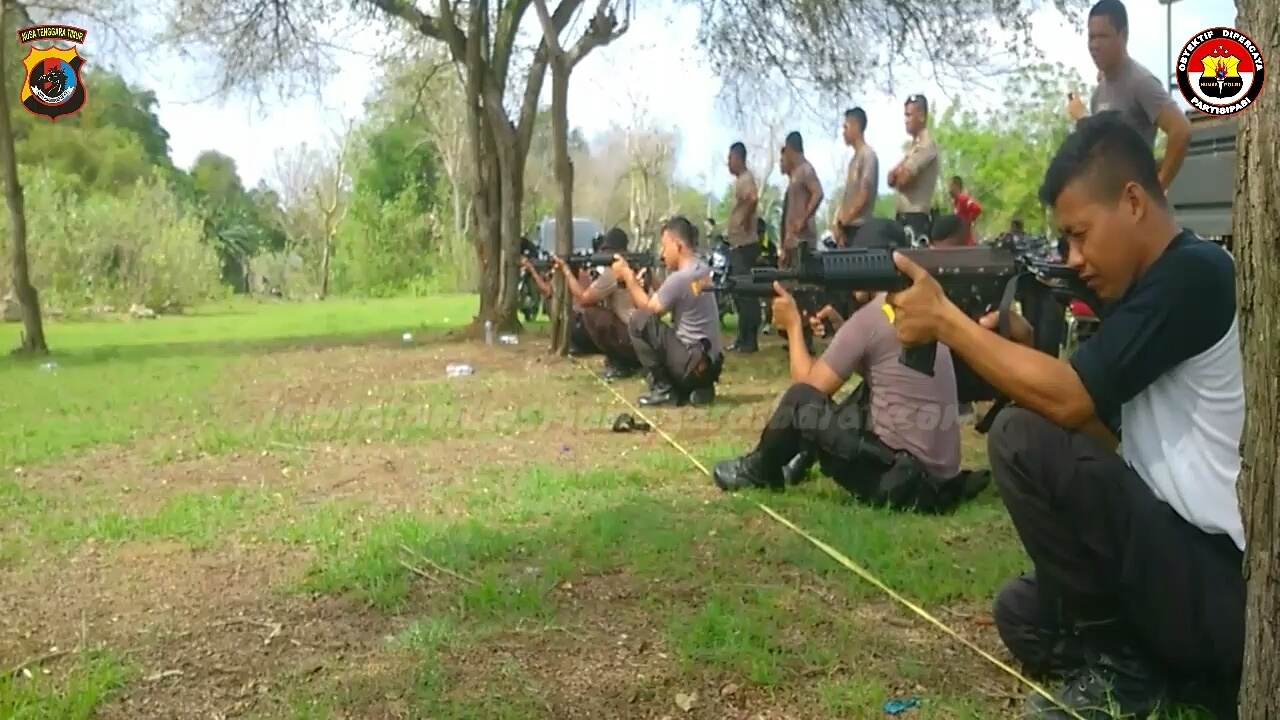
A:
[1010,218,1025,231]
[844,107,867,132]
[1038,112,1163,208]
[600,227,629,251]
[950,175,964,187]
[905,94,929,116]
[1089,0,1128,35]
[661,215,699,248]
[784,131,803,153]
[729,142,746,162]
[930,214,965,243]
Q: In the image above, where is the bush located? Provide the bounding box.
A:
[0,167,225,311]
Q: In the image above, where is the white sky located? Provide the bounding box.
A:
[118,0,1232,197]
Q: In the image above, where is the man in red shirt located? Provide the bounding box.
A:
[948,176,982,244]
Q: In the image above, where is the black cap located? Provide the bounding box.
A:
[850,218,909,249]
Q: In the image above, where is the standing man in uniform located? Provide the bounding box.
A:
[613,216,723,407]
[725,142,761,353]
[887,94,941,245]
[832,107,881,247]
[780,131,824,268]
[1067,0,1191,189]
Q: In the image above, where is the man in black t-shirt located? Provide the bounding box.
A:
[879,114,1245,718]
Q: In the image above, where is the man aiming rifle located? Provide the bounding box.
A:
[884,114,1244,718]
[713,219,990,511]
[543,228,648,379]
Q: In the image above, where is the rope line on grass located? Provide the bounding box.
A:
[571,357,1083,719]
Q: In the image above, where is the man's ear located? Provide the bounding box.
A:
[1121,181,1147,223]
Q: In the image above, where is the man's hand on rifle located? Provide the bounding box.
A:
[548,255,565,273]
[978,310,1034,346]
[519,256,535,273]
[809,305,844,338]
[885,251,952,346]
[610,255,636,284]
[770,282,803,332]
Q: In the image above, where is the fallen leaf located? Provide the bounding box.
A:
[720,682,740,698]
[674,692,697,712]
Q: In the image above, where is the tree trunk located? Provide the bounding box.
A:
[1236,0,1280,713]
[465,69,503,326]
[547,60,574,354]
[318,239,331,299]
[0,0,46,354]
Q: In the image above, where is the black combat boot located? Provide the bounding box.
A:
[685,385,716,406]
[712,449,784,491]
[782,450,817,485]
[601,358,637,380]
[638,369,678,406]
[1023,638,1169,719]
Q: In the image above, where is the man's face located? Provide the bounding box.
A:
[779,148,793,175]
[841,118,858,145]
[659,230,681,269]
[1087,15,1125,71]
[1054,178,1150,301]
[726,151,741,174]
[948,180,961,197]
[904,103,925,135]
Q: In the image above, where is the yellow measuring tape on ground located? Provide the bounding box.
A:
[571,357,1084,719]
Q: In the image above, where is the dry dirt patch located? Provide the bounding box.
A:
[0,539,392,720]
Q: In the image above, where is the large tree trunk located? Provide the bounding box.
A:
[546,61,574,354]
[1236,0,1280,714]
[0,0,47,354]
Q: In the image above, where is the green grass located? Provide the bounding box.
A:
[0,296,1211,719]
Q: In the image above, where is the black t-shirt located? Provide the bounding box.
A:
[1067,229,1244,545]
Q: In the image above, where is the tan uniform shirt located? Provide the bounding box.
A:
[726,172,759,247]
[783,159,822,249]
[894,130,940,214]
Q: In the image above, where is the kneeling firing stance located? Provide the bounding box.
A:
[884,114,1244,718]
[712,220,988,513]
[518,255,600,356]
[611,215,723,406]
[549,228,643,379]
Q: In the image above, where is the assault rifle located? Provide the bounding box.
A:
[527,252,653,274]
[717,243,1102,422]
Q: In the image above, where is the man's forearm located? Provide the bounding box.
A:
[785,320,813,381]
[1158,131,1189,188]
[622,277,650,310]
[935,303,1095,429]
[531,274,552,298]
[804,193,823,221]
[563,270,587,302]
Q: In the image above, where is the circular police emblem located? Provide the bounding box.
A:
[1176,27,1266,117]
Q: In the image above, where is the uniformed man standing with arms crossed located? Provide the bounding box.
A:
[725,142,761,353]
[1067,0,1191,189]
[887,94,941,245]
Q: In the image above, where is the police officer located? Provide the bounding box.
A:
[712,219,988,511]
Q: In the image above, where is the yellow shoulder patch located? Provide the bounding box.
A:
[881,303,895,324]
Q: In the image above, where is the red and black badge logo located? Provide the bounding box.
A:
[1176,27,1266,117]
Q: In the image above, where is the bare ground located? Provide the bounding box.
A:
[0,336,1019,719]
